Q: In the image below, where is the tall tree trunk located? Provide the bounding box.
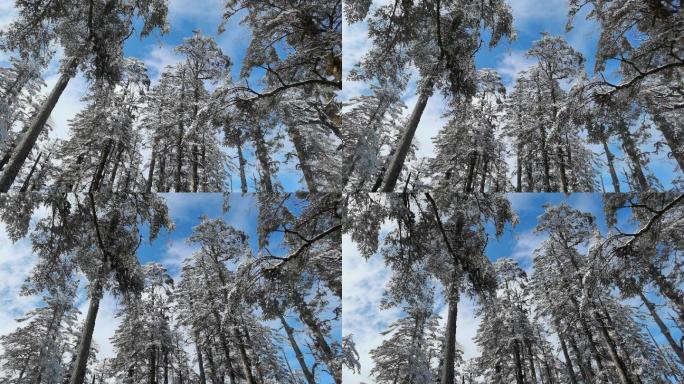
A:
[540,124,551,192]
[194,332,207,384]
[526,340,538,384]
[439,285,458,384]
[278,310,316,384]
[292,291,340,383]
[557,146,568,193]
[601,133,621,192]
[652,113,684,171]
[90,139,113,192]
[191,144,199,192]
[639,290,684,365]
[380,80,433,192]
[567,331,593,382]
[516,143,523,192]
[595,312,634,384]
[287,124,318,193]
[555,321,578,384]
[108,144,123,187]
[19,151,42,192]
[0,59,78,192]
[480,154,489,192]
[236,134,248,194]
[146,147,157,193]
[233,329,256,384]
[157,154,166,192]
[68,282,103,384]
[617,121,649,190]
[645,261,684,321]
[514,339,525,384]
[175,119,184,192]
[253,125,274,194]
[204,343,219,384]
[148,345,157,384]
[163,350,169,384]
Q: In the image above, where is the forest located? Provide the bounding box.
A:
[0,0,341,193]
[342,0,683,193]
[343,192,684,383]
[0,192,342,383]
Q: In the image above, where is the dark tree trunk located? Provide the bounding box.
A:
[639,290,684,365]
[146,147,157,193]
[194,333,207,384]
[236,134,248,194]
[19,151,42,192]
[617,121,649,190]
[157,154,166,192]
[108,144,123,187]
[652,113,684,171]
[279,310,316,384]
[380,80,433,192]
[163,350,169,384]
[204,343,219,384]
[526,340,538,384]
[287,124,318,193]
[191,144,199,192]
[645,261,684,322]
[233,329,256,384]
[595,312,634,384]
[0,59,78,192]
[90,139,113,192]
[567,328,593,382]
[439,286,458,384]
[175,119,184,192]
[601,133,621,192]
[557,146,568,193]
[514,339,525,384]
[148,345,157,384]
[516,143,523,192]
[555,321,578,384]
[68,282,103,384]
[253,124,274,194]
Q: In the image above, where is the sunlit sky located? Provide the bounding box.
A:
[0,193,339,383]
[343,193,679,383]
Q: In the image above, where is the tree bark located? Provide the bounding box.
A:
[233,329,256,384]
[148,345,157,384]
[380,79,433,192]
[639,290,684,365]
[439,286,458,384]
[194,332,207,384]
[595,312,634,384]
[514,339,525,384]
[652,113,684,172]
[646,261,684,321]
[516,143,523,192]
[90,139,113,192]
[68,282,102,384]
[557,146,568,193]
[235,134,248,194]
[19,151,42,192]
[0,58,78,192]
[191,144,199,192]
[279,310,316,384]
[287,124,318,193]
[175,118,184,192]
[617,121,649,190]
[526,340,538,384]
[146,147,157,193]
[253,124,274,194]
[555,321,578,384]
[601,132,621,192]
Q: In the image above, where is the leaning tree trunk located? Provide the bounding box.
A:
[287,124,319,193]
[594,311,634,384]
[439,284,458,384]
[652,113,684,172]
[557,146,568,193]
[639,290,684,365]
[233,329,256,384]
[0,59,78,192]
[253,124,274,194]
[617,121,649,191]
[380,79,434,192]
[235,134,248,194]
[601,132,621,192]
[68,282,103,384]
[555,321,578,384]
[525,339,538,384]
[279,310,316,384]
[19,151,42,192]
[645,261,684,322]
[148,345,157,384]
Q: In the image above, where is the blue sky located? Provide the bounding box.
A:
[0,193,339,383]
[342,0,680,191]
[0,0,306,191]
[343,192,680,383]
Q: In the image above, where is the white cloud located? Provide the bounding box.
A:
[141,44,183,83]
[496,50,536,89]
[507,0,568,29]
